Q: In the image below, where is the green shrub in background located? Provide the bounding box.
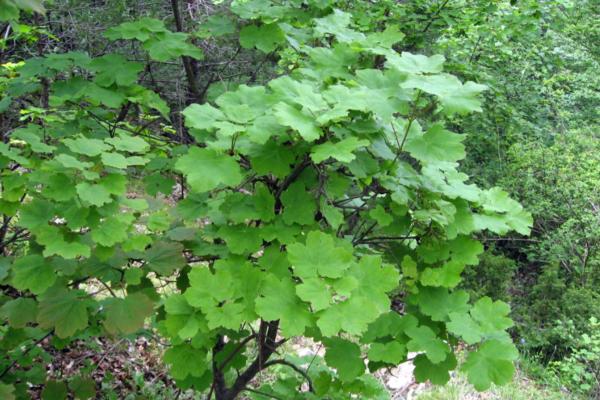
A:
[501,131,600,358]
[460,248,517,303]
[548,317,600,397]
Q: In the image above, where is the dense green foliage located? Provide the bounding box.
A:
[0,0,597,399]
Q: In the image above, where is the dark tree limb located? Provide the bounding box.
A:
[169,0,201,102]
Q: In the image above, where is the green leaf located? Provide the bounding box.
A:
[12,126,56,153]
[147,211,171,231]
[247,115,286,144]
[412,286,470,322]
[175,148,243,192]
[15,0,46,13]
[317,256,398,336]
[413,353,457,385]
[124,268,144,285]
[313,9,365,43]
[104,18,166,41]
[420,260,465,288]
[0,383,15,400]
[41,380,67,400]
[182,103,225,130]
[250,139,295,178]
[55,154,92,170]
[0,3,19,21]
[448,297,513,344]
[103,293,153,335]
[11,254,56,295]
[323,338,365,382]
[386,52,445,74]
[91,215,131,246]
[143,31,204,62]
[163,344,208,380]
[239,23,285,53]
[143,241,186,275]
[101,152,130,169]
[280,181,317,225]
[89,54,144,87]
[448,236,484,265]
[273,103,321,142]
[320,201,344,229]
[69,376,96,400]
[446,312,484,345]
[37,231,91,259]
[470,297,513,333]
[85,83,126,107]
[76,182,113,207]
[255,274,312,337]
[42,173,77,201]
[462,340,518,391]
[402,74,487,115]
[363,25,405,51]
[215,85,273,122]
[311,137,369,163]
[184,265,243,329]
[18,198,54,232]
[195,15,236,38]
[405,124,465,165]
[287,231,353,279]
[269,76,327,113]
[105,133,149,153]
[99,173,128,196]
[296,278,332,311]
[406,325,450,363]
[218,224,263,255]
[0,297,37,328]
[369,205,393,227]
[368,341,407,364]
[37,287,88,338]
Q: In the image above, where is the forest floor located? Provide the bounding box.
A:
[31,335,575,400]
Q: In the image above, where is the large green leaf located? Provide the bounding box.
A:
[239,23,285,53]
[324,338,365,382]
[11,255,56,295]
[37,288,89,338]
[103,293,154,335]
[462,340,518,391]
[175,148,243,192]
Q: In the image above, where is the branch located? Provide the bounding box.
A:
[211,335,227,399]
[217,334,257,371]
[263,359,314,392]
[422,0,451,34]
[224,321,281,399]
[169,0,201,102]
[274,156,311,200]
[242,388,283,400]
[0,330,53,378]
[358,235,419,243]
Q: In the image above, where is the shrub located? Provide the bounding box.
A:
[0,1,532,399]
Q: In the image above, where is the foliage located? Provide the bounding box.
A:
[5,0,598,399]
[503,131,600,355]
[548,317,600,397]
[414,366,571,400]
[459,248,517,303]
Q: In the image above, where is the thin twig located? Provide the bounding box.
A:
[263,359,314,392]
[0,331,53,378]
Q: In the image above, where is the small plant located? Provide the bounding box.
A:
[549,317,600,397]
